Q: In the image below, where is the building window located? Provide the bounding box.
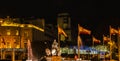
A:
[63,18,70,29]
[7,30,11,35]
[63,18,68,23]
[24,32,29,37]
[63,23,68,29]
[24,43,27,48]
[7,42,11,48]
[16,30,19,35]
[60,35,65,41]
[24,39,27,43]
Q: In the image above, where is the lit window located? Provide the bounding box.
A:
[16,44,20,48]
[63,18,68,23]
[60,35,65,41]
[63,23,68,29]
[16,30,19,35]
[24,32,28,37]
[24,43,27,48]
[7,30,11,35]
[7,42,11,48]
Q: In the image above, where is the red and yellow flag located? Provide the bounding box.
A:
[103,36,110,42]
[110,26,118,35]
[93,37,101,43]
[78,24,91,35]
[108,41,117,48]
[118,28,120,35]
[58,26,67,37]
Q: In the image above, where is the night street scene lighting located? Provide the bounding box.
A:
[0,0,120,61]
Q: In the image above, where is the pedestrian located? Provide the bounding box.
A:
[74,54,78,60]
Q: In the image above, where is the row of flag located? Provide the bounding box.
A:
[58,24,120,46]
[58,24,100,44]
[58,24,91,37]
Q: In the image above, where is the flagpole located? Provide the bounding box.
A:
[109,25,112,60]
[77,24,91,59]
[103,35,104,46]
[58,34,60,55]
[58,25,60,56]
[92,36,95,59]
[78,24,80,59]
[103,35,105,60]
[92,36,94,47]
[118,27,120,61]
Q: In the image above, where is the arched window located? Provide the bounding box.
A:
[16,30,19,35]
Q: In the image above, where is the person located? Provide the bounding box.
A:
[74,54,78,60]
[45,48,51,56]
[73,46,76,54]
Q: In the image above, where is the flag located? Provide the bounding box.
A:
[93,37,101,43]
[110,26,118,35]
[103,36,110,42]
[108,41,113,46]
[27,39,33,60]
[118,28,120,35]
[58,26,67,37]
[77,35,82,47]
[108,41,117,49]
[78,24,91,35]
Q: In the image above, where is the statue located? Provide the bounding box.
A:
[51,39,59,56]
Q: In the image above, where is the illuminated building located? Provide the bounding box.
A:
[0,16,44,60]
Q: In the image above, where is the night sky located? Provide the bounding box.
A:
[0,0,120,41]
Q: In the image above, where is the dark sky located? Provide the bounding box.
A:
[1,1,120,16]
[0,0,120,40]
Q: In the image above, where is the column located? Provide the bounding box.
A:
[12,49,15,61]
[2,50,5,59]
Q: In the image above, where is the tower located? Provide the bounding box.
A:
[57,13,71,41]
